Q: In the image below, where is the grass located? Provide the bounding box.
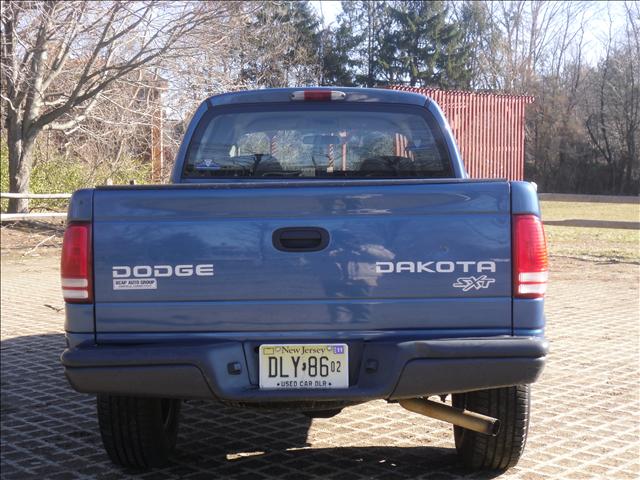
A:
[540,200,640,262]
[540,201,640,223]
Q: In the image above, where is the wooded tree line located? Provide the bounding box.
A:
[1,1,638,212]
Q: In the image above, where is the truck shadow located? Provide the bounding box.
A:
[0,333,501,479]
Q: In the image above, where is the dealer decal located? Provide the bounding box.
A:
[113,278,158,290]
[111,264,214,290]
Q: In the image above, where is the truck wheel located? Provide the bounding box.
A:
[97,395,181,469]
[451,385,530,471]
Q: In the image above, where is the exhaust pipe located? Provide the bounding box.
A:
[399,398,500,436]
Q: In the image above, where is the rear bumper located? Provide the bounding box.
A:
[61,336,548,403]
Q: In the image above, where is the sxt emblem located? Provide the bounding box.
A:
[452,275,496,291]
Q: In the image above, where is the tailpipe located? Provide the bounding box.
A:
[399,398,500,436]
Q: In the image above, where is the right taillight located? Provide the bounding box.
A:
[513,214,548,298]
[60,222,93,303]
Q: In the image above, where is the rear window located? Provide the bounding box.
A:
[183,103,453,179]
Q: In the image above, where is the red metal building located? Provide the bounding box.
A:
[389,86,534,181]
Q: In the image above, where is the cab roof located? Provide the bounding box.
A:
[207,87,430,107]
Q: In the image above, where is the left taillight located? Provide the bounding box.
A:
[61,222,92,303]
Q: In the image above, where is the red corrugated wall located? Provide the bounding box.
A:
[388,86,534,180]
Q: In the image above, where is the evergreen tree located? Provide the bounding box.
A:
[390,1,471,88]
[319,22,359,86]
[328,1,471,89]
[335,1,392,87]
[451,1,504,90]
[239,1,321,87]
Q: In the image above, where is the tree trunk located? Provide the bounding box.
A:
[624,133,637,194]
[7,118,36,214]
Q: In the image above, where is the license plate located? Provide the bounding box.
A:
[259,344,348,389]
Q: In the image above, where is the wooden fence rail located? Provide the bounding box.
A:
[1,192,72,199]
[0,192,70,222]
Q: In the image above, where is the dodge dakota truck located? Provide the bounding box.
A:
[60,87,548,472]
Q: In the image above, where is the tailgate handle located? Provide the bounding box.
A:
[273,227,329,252]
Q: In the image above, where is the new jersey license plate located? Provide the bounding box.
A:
[259,344,349,389]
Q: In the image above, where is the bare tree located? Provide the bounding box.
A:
[475,1,590,93]
[0,1,232,212]
[585,1,640,193]
[160,1,322,161]
[58,70,165,182]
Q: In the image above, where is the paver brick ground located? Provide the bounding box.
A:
[1,253,639,479]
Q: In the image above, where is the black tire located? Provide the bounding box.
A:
[97,395,181,469]
[452,385,530,471]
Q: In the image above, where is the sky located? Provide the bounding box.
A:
[310,1,342,27]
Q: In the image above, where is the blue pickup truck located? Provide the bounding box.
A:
[60,87,548,472]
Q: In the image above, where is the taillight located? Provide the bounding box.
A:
[513,214,548,298]
[290,90,346,101]
[61,222,92,303]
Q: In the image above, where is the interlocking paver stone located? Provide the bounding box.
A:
[1,254,639,479]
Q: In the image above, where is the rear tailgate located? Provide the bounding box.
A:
[93,180,511,334]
